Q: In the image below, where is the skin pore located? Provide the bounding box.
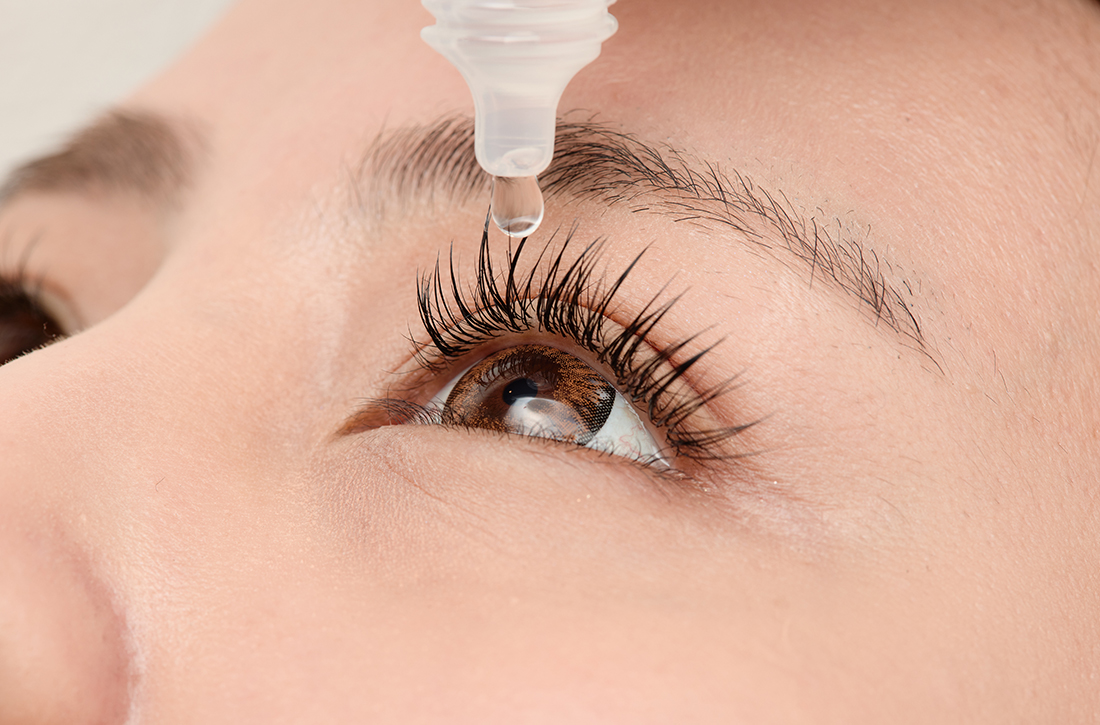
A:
[1,0,1099,721]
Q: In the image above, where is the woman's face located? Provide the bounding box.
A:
[2,0,1098,721]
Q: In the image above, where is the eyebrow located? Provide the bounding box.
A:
[1,110,931,360]
[0,110,194,204]
[357,115,931,357]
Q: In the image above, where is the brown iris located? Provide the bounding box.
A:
[442,345,616,445]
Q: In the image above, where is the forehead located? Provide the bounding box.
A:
[99,0,1084,363]
[5,0,1099,389]
[135,0,1100,244]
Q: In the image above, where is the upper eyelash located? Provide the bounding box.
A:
[0,268,35,300]
[1,236,55,320]
[0,265,68,365]
[0,263,58,328]
[406,218,752,462]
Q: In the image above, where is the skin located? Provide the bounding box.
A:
[1,0,1099,721]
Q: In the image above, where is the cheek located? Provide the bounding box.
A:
[0,525,133,724]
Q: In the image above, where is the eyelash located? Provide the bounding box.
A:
[373,220,750,466]
[0,265,67,365]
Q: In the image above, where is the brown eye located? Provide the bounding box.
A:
[443,345,615,443]
[436,344,666,463]
[0,281,65,366]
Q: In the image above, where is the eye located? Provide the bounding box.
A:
[0,278,65,366]
[430,344,668,466]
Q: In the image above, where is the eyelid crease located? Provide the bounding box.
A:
[1,233,85,335]
[356,114,930,360]
[339,220,759,467]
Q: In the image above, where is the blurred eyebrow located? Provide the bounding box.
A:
[0,110,194,204]
[357,115,931,357]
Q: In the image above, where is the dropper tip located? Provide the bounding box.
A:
[491,175,544,238]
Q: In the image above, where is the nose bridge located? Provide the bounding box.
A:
[0,298,269,720]
[0,342,142,722]
[0,300,291,530]
[0,196,414,711]
[0,320,193,498]
[0,296,276,717]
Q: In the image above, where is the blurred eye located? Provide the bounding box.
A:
[431,344,667,465]
[0,279,65,366]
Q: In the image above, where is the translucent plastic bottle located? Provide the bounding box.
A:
[422,0,618,237]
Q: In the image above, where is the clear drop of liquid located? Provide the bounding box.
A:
[491,175,544,238]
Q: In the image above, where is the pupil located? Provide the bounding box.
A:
[502,377,539,405]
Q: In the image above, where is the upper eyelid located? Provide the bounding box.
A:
[414,232,658,365]
[412,261,706,413]
[0,268,83,336]
[404,328,642,405]
[25,279,84,334]
[407,235,669,392]
[1,232,86,334]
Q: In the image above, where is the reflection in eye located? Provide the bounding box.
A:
[431,344,667,465]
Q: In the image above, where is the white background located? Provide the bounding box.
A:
[0,0,236,180]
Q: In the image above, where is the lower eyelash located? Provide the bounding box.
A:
[404,219,753,463]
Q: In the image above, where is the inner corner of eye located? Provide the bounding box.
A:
[422,343,669,466]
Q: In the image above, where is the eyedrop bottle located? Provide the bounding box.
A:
[421,0,618,237]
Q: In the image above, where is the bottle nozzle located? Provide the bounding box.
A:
[422,0,618,179]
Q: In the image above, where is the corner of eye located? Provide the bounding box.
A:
[336,398,423,436]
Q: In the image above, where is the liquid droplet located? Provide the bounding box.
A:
[491,175,544,238]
